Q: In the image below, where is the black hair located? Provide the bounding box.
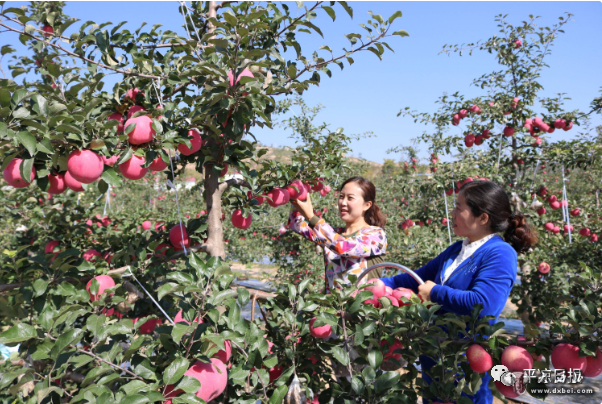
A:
[460,180,537,254]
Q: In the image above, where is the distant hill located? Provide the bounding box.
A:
[184,145,384,178]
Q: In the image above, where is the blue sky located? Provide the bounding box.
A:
[3,1,601,163]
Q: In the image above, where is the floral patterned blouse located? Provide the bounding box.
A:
[288,210,388,293]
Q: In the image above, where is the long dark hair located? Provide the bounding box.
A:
[339,176,386,228]
[460,180,537,254]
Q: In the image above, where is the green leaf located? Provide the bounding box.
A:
[163,357,189,385]
[210,289,237,306]
[0,88,11,108]
[50,329,84,359]
[33,279,48,297]
[287,64,297,80]
[36,386,63,403]
[119,395,150,404]
[367,349,382,369]
[339,1,353,18]
[101,168,123,187]
[388,10,403,24]
[374,370,400,393]
[0,323,37,344]
[393,30,410,37]
[16,131,36,156]
[95,30,108,53]
[269,384,288,404]
[331,346,349,366]
[19,158,34,184]
[32,94,48,116]
[322,6,336,21]
[120,380,149,396]
[175,375,201,394]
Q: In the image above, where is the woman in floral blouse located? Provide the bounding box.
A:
[288,176,387,293]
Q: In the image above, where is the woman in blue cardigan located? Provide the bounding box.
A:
[381,180,537,404]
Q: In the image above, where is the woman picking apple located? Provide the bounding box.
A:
[380,180,538,404]
[289,176,387,293]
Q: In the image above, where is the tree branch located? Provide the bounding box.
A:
[0,22,164,80]
[217,177,251,195]
[275,2,323,37]
[45,333,146,381]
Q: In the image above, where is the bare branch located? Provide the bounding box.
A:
[217,177,251,195]
[216,1,238,10]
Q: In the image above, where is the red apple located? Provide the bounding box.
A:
[266,188,290,207]
[119,155,148,180]
[83,249,101,262]
[86,275,115,301]
[554,118,566,129]
[45,240,60,254]
[467,344,493,373]
[164,359,227,403]
[503,126,515,137]
[47,173,67,194]
[174,310,202,325]
[538,262,550,274]
[551,343,587,372]
[501,345,533,372]
[380,338,403,362]
[309,318,332,339]
[464,134,475,147]
[63,171,84,192]
[142,221,152,230]
[124,115,155,145]
[3,158,36,188]
[286,180,308,201]
[579,228,591,237]
[365,278,387,299]
[149,157,167,171]
[178,129,203,156]
[133,317,161,334]
[169,224,190,250]
[108,112,124,133]
[391,288,415,306]
[231,209,253,229]
[583,348,602,377]
[536,207,546,216]
[126,105,146,120]
[125,88,144,102]
[102,155,118,167]
[67,150,104,184]
[495,380,522,399]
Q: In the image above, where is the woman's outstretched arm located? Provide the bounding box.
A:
[379,254,442,293]
[289,210,387,258]
[429,246,516,317]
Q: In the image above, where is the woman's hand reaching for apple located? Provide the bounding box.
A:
[290,193,315,220]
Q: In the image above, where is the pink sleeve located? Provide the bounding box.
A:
[311,219,387,258]
[288,210,323,245]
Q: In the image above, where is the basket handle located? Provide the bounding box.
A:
[355,262,425,286]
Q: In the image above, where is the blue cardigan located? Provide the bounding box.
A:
[381,235,517,324]
[381,235,518,404]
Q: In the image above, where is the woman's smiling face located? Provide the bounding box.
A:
[338,182,371,224]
